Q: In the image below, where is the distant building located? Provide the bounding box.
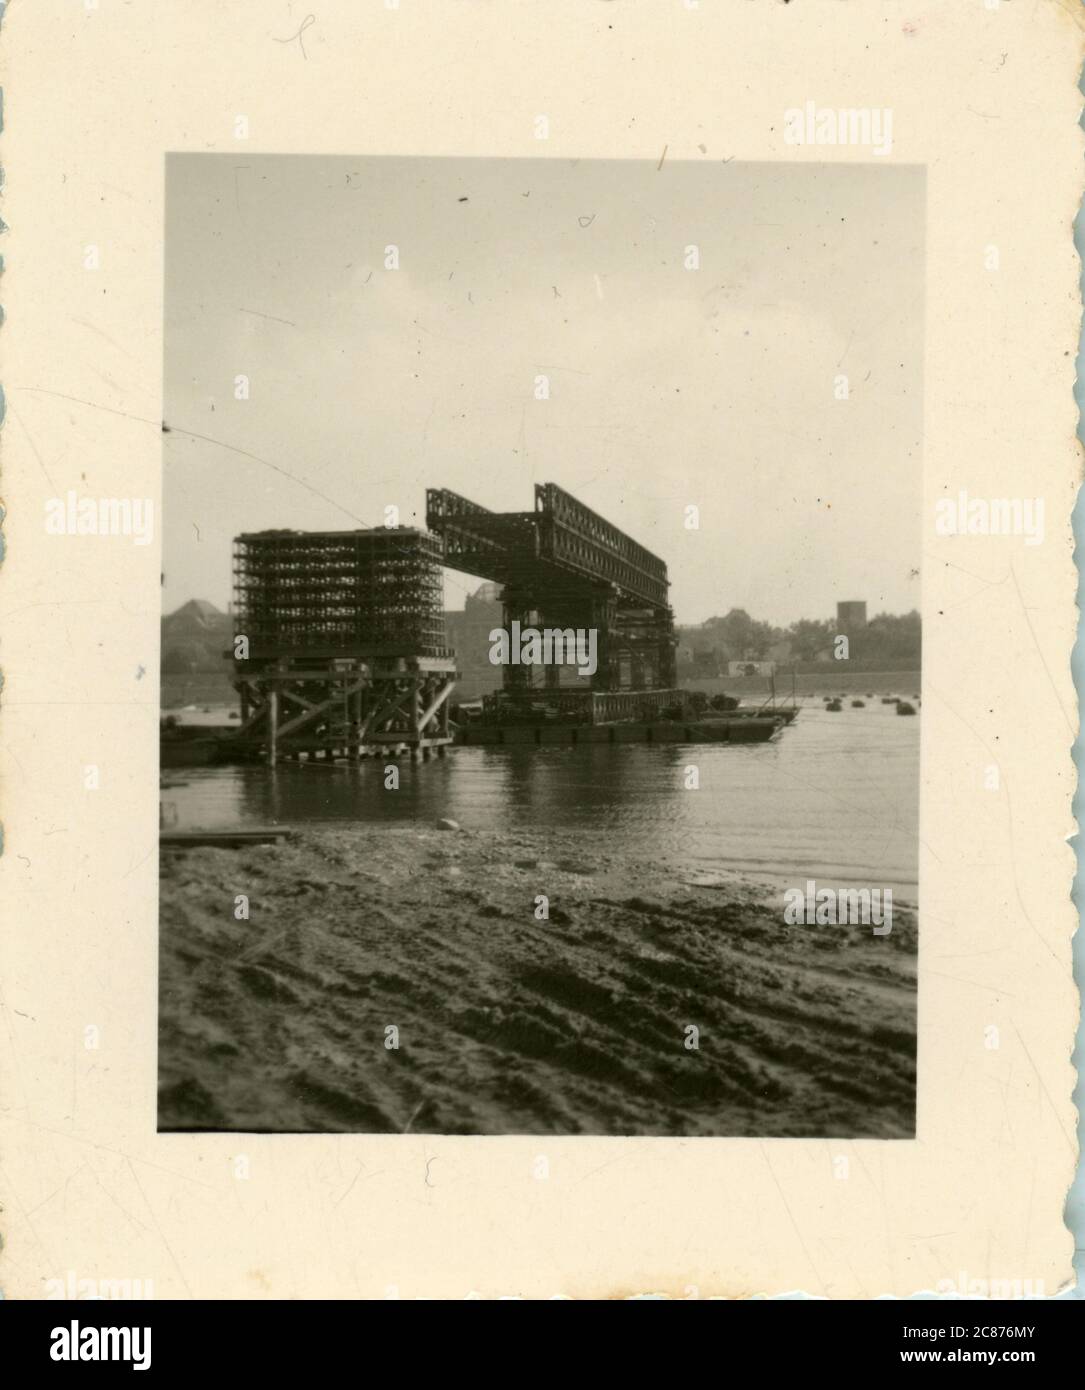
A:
[727,660,776,677]
[444,582,504,700]
[836,600,868,633]
[674,627,721,679]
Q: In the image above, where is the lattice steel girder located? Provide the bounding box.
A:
[533,483,669,608]
[426,484,670,610]
[424,489,538,584]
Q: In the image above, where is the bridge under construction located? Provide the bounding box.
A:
[230,482,681,764]
[426,483,677,702]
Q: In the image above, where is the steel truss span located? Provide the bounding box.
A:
[426,482,676,698]
[425,483,669,609]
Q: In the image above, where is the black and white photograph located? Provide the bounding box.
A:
[158,153,923,1138]
[5,0,1082,1326]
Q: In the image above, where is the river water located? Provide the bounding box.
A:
[161,696,920,902]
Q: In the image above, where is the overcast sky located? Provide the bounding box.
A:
[163,154,923,626]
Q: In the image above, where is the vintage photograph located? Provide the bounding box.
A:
[158,153,923,1138]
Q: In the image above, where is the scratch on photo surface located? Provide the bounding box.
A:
[1009,561,1075,735]
[237,307,296,327]
[1009,1022,1077,1154]
[272,13,315,59]
[125,1158,195,1299]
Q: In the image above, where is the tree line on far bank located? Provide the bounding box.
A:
[676,609,921,677]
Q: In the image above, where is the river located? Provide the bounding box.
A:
[161,695,920,903]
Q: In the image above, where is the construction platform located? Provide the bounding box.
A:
[228,654,456,765]
[456,716,783,747]
[479,687,686,726]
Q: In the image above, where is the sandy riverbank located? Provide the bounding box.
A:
[158,824,916,1137]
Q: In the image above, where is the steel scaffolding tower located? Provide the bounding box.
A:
[231,528,456,764]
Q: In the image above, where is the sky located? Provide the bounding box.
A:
[163,154,924,626]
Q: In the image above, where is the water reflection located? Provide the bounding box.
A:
[162,703,919,898]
